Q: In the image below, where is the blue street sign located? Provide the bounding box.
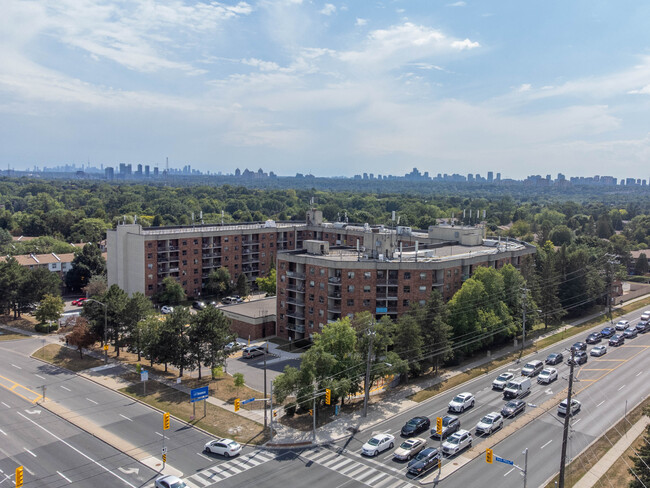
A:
[241,398,255,405]
[495,456,514,466]
[190,386,209,403]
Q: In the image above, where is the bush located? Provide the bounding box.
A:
[35,322,59,333]
[285,402,297,417]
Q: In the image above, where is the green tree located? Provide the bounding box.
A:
[628,419,650,487]
[596,213,614,239]
[394,314,424,377]
[549,225,573,246]
[165,306,192,377]
[0,258,26,318]
[123,292,154,360]
[35,294,64,328]
[156,276,186,305]
[205,267,231,298]
[414,290,453,374]
[634,253,649,275]
[188,306,235,379]
[535,242,565,327]
[235,273,250,297]
[256,267,276,296]
[18,267,62,316]
[65,243,106,292]
[83,274,108,297]
[69,218,111,243]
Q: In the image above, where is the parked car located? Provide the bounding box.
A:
[568,351,588,365]
[492,372,514,390]
[624,327,638,339]
[501,399,526,418]
[615,320,630,331]
[224,340,246,352]
[401,416,431,437]
[393,437,426,461]
[571,342,587,352]
[600,327,616,338]
[362,433,394,456]
[160,305,174,314]
[242,345,266,358]
[192,301,206,310]
[538,367,558,384]
[155,475,188,488]
[441,430,472,456]
[636,322,648,334]
[448,392,475,413]
[407,447,440,476]
[590,345,607,357]
[558,399,581,416]
[431,415,460,440]
[609,334,625,347]
[545,352,564,365]
[475,412,503,436]
[521,360,544,377]
[71,297,88,307]
[204,438,242,457]
[585,332,602,344]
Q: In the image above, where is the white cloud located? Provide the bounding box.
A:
[447,1,466,7]
[355,18,367,26]
[628,84,650,95]
[319,3,336,15]
[451,39,480,50]
[518,83,531,92]
[242,58,284,72]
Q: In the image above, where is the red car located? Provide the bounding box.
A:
[71,297,88,307]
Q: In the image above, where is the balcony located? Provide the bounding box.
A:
[376,280,399,286]
[287,271,306,279]
[327,292,341,299]
[287,310,305,319]
[328,277,341,283]
[287,325,305,333]
[328,306,341,313]
[285,284,305,293]
[286,297,305,306]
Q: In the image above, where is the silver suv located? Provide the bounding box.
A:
[442,429,472,456]
[521,360,544,376]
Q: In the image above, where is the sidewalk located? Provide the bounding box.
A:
[572,416,650,488]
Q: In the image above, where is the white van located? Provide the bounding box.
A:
[503,377,531,399]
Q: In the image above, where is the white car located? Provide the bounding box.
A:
[362,433,395,456]
[590,345,607,357]
[537,367,558,384]
[155,475,187,488]
[161,305,174,314]
[640,311,650,322]
[475,412,503,436]
[448,392,475,413]
[615,320,630,331]
[492,372,514,390]
[558,399,582,416]
[441,429,472,456]
[204,438,242,457]
[224,341,246,352]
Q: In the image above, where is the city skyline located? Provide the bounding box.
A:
[2,1,650,178]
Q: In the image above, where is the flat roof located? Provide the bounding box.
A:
[220,296,276,320]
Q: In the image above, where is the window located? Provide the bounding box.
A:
[280,301,285,308]
[182,260,187,265]
[194,278,199,284]
[454,268,458,275]
[447,270,451,277]
[262,243,265,248]
[404,272,411,279]
[419,285,427,292]
[310,267,315,275]
[193,259,198,264]
[403,285,410,293]
[182,250,187,256]
[148,284,153,290]
[363,299,370,307]
[320,269,325,276]
[347,272,355,279]
[194,268,199,274]
[309,307,314,314]
[148,274,153,279]
[309,294,314,301]
[319,296,324,303]
[194,249,198,255]
[319,310,324,317]
[235,236,238,242]
[403,299,410,307]
[224,237,229,242]
[182,241,187,246]
[347,285,355,292]
[147,253,153,259]
[319,323,324,329]
[364,271,371,279]
[310,280,315,287]
[147,263,153,269]
[420,272,427,279]
[280,262,285,269]
[309,321,314,329]
[224,246,229,251]
[419,300,426,306]
[319,283,325,290]
[364,285,371,292]
[225,256,229,261]
[270,242,274,248]
[148,242,153,248]
[347,299,354,306]
[235,246,239,251]
[234,264,239,269]
[194,239,198,245]
[280,314,285,320]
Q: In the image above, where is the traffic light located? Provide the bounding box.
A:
[15,466,23,487]
[309,409,313,416]
[163,412,170,430]
[486,448,493,464]
[436,416,443,435]
[273,410,278,418]
[234,398,241,412]
[325,388,331,405]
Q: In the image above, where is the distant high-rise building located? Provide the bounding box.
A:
[105,167,114,180]
[467,173,474,182]
[136,164,143,175]
[496,173,501,182]
[487,171,493,182]
[154,167,159,176]
[145,165,150,177]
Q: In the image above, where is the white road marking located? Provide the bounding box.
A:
[573,418,582,425]
[119,414,133,422]
[597,401,605,407]
[57,471,72,483]
[17,411,137,487]
[11,364,21,369]
[541,440,553,449]
[155,432,163,437]
[0,429,6,435]
[35,374,45,380]
[618,384,626,391]
[86,398,98,405]
[1,402,9,408]
[196,452,211,461]
[24,448,37,457]
[61,386,71,391]
[504,467,515,476]
[637,371,643,377]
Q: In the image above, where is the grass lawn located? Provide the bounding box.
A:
[596,428,646,487]
[120,380,268,445]
[33,343,104,371]
[0,327,29,341]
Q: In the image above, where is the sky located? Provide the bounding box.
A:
[2,0,650,179]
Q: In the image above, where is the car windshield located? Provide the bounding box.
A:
[442,417,452,426]
[447,436,460,445]
[367,438,380,446]
[227,441,239,448]
[452,396,464,403]
[400,441,414,448]
[406,419,418,427]
[480,416,494,424]
[497,374,509,380]
[505,401,516,408]
[170,482,187,488]
[540,370,549,375]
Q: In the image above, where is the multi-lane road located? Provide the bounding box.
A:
[1,305,648,487]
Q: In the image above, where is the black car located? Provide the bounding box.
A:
[407,447,440,476]
[192,301,206,310]
[501,399,526,418]
[401,416,431,437]
[568,350,588,365]
[600,327,615,338]
[609,334,625,346]
[571,342,587,352]
[431,415,461,439]
[623,327,638,339]
[545,352,564,365]
[585,332,602,344]
[636,322,648,334]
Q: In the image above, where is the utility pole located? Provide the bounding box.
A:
[558,349,576,488]
[269,381,274,441]
[521,288,528,355]
[312,387,317,442]
[523,447,528,488]
[362,324,376,418]
[263,342,268,430]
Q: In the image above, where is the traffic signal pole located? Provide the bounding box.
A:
[558,350,576,488]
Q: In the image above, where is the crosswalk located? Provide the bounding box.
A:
[300,448,417,488]
[183,450,275,487]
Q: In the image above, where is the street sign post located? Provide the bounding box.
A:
[190,386,209,403]
[495,455,514,466]
[241,398,255,405]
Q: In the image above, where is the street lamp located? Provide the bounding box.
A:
[86,298,108,364]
